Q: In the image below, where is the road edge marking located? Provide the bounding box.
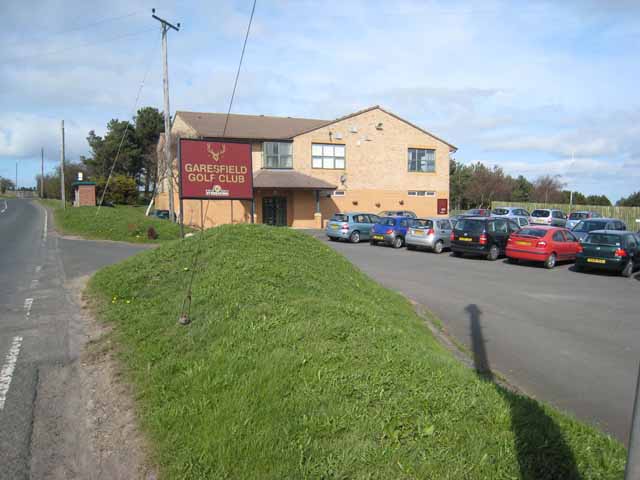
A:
[0,336,24,411]
[0,200,7,213]
[43,209,48,242]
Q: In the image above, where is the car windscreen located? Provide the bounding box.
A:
[573,220,607,232]
[455,219,485,233]
[531,210,550,217]
[331,214,349,222]
[569,212,589,220]
[378,217,396,226]
[412,219,433,228]
[584,233,622,246]
[514,228,546,238]
[466,209,486,216]
[491,208,509,216]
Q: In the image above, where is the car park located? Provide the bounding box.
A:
[370,216,413,248]
[566,211,602,230]
[491,206,531,225]
[405,218,453,253]
[506,226,580,269]
[377,210,417,218]
[326,212,380,243]
[530,208,567,227]
[450,216,519,260]
[575,230,639,277]
[571,218,627,241]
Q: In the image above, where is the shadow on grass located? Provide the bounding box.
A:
[466,303,583,480]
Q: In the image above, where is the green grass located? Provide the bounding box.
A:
[38,199,187,243]
[88,225,626,479]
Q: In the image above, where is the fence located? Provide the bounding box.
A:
[492,201,640,229]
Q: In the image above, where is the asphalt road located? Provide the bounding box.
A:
[0,198,148,479]
[309,230,640,444]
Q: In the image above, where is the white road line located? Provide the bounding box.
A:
[0,200,7,213]
[24,298,33,317]
[0,336,23,411]
[30,280,39,289]
[42,209,48,241]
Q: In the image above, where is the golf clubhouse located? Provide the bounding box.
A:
[155,105,456,229]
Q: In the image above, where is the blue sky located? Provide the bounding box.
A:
[1,0,639,201]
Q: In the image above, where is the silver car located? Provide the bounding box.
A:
[491,206,531,226]
[405,218,454,253]
[530,208,567,227]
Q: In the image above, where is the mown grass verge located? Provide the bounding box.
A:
[38,199,186,243]
[88,224,625,479]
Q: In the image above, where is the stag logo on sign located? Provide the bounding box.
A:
[205,184,230,197]
[207,144,226,162]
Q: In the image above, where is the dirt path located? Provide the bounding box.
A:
[29,276,156,480]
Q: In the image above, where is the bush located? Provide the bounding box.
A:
[95,175,138,205]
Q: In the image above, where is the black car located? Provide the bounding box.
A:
[575,230,639,277]
[451,216,520,260]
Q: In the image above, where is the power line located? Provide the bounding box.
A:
[4,28,156,62]
[179,0,258,325]
[3,10,145,49]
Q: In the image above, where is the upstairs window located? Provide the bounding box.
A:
[263,142,293,169]
[312,143,345,169]
[408,148,436,173]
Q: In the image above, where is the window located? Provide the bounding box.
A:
[354,215,367,223]
[263,142,292,169]
[312,143,345,169]
[553,231,565,242]
[508,221,520,232]
[332,190,345,197]
[408,190,436,196]
[518,218,529,227]
[494,219,508,233]
[564,230,578,242]
[408,148,436,173]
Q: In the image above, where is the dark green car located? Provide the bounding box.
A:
[575,230,639,277]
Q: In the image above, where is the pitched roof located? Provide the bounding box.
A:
[175,111,329,140]
[293,105,458,151]
[253,170,337,190]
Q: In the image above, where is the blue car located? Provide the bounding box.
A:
[326,212,380,243]
[370,216,414,248]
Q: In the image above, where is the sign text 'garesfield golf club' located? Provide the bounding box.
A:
[179,139,253,200]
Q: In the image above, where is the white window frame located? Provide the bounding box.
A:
[312,143,345,170]
[263,141,293,169]
[408,148,436,173]
[408,190,436,197]
[332,190,345,197]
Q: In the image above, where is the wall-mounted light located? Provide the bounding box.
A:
[399,200,405,205]
[352,200,358,206]
[375,202,381,208]
[376,122,383,130]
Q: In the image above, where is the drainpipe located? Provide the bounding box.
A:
[315,190,320,213]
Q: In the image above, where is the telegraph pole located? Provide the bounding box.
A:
[15,161,18,191]
[152,9,180,223]
[41,148,44,198]
[60,120,66,209]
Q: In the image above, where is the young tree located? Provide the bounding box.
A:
[449,159,472,210]
[0,177,15,193]
[617,191,640,207]
[135,107,164,195]
[465,163,511,207]
[83,120,141,181]
[532,175,565,203]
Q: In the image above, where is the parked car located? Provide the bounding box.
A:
[491,206,531,225]
[506,226,580,269]
[326,212,380,243]
[462,208,492,217]
[150,209,170,220]
[450,216,520,260]
[405,218,454,253]
[529,208,567,227]
[370,216,414,248]
[377,210,417,218]
[566,211,602,230]
[575,230,639,277]
[571,218,627,241]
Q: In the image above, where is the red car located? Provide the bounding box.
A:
[506,226,581,269]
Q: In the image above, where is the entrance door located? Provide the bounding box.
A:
[263,197,287,226]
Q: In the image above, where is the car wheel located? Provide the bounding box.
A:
[487,244,499,261]
[407,244,416,251]
[393,236,403,249]
[622,261,633,278]
[349,231,360,243]
[433,241,444,254]
[544,253,557,269]
[328,237,337,242]
[452,251,464,257]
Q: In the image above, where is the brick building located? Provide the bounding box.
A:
[156,105,456,228]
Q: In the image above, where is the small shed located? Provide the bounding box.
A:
[72,179,96,207]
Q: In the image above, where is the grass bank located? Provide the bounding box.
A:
[39,199,186,243]
[88,225,625,479]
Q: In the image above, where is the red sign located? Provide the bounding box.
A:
[437,198,448,215]
[179,139,253,200]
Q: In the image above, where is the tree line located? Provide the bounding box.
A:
[449,160,619,210]
[38,106,165,204]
